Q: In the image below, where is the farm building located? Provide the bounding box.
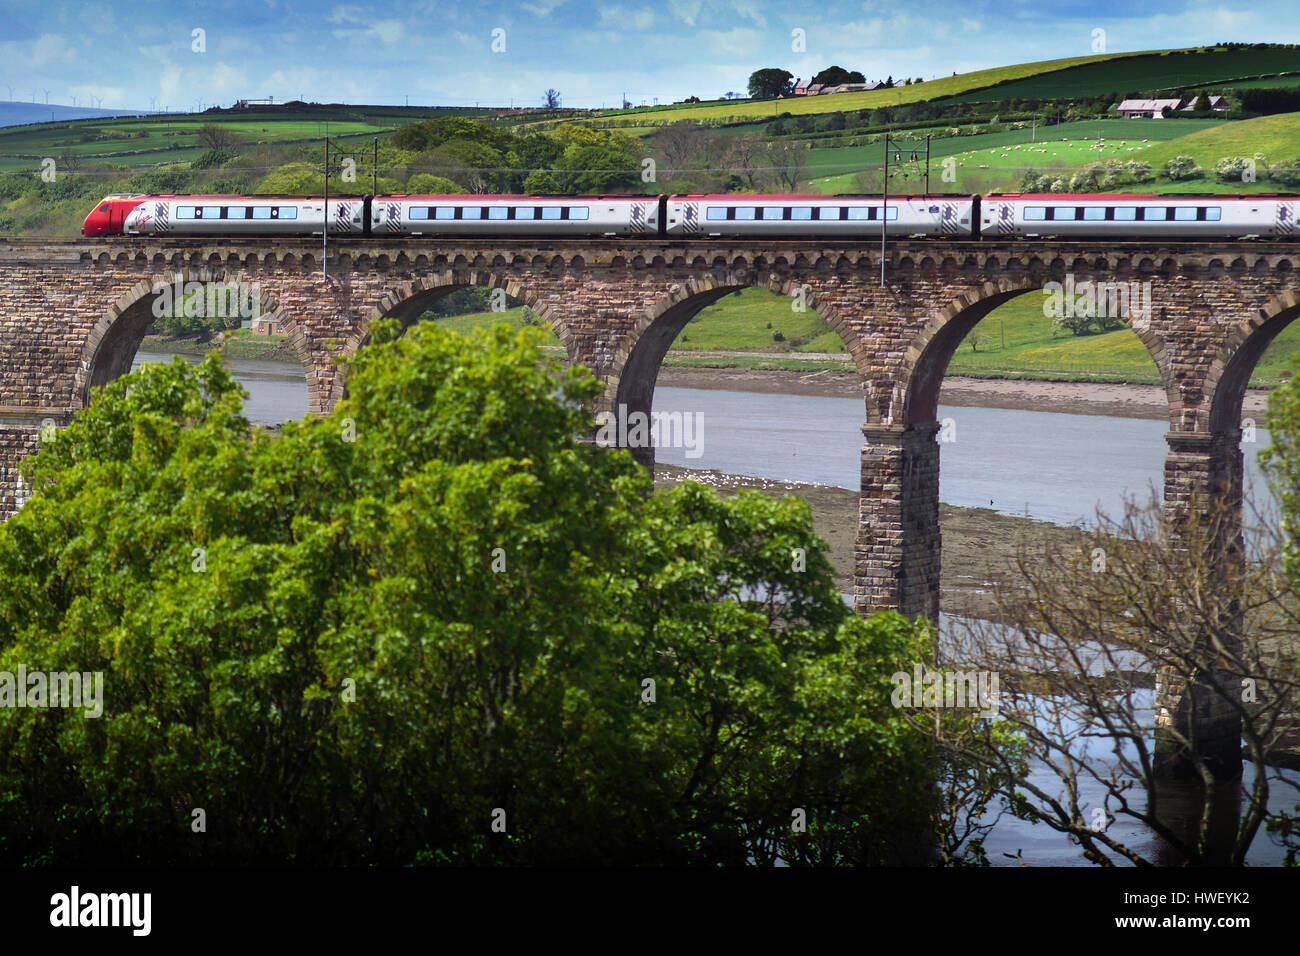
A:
[1114,95,1227,118]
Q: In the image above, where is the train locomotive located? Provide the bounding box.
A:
[82,191,1300,240]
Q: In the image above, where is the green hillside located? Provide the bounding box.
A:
[942,46,1300,102]
[598,51,1165,124]
[0,105,496,173]
[998,111,1300,195]
[1089,111,1300,177]
[807,118,1224,192]
[435,288,1300,388]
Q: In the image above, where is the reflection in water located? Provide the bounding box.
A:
[941,616,1298,867]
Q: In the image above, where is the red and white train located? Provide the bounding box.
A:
[81,192,1300,240]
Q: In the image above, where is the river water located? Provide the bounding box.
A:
[132,350,1297,866]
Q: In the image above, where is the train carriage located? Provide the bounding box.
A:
[982,193,1300,239]
[371,195,659,237]
[665,194,976,238]
[118,195,366,237]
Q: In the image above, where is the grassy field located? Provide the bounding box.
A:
[942,47,1300,102]
[598,51,1163,125]
[1086,111,1300,176]
[0,105,498,173]
[0,114,396,172]
[433,287,1300,387]
[979,111,1300,195]
[807,119,1225,192]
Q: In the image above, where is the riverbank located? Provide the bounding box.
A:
[141,332,299,363]
[655,365,1272,421]
[653,462,1089,623]
[655,462,1300,769]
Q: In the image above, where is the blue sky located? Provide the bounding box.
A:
[0,0,1297,111]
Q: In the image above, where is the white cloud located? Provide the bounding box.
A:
[599,5,655,30]
[520,0,566,16]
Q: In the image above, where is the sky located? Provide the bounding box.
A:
[0,0,1297,112]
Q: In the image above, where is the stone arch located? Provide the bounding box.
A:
[347,270,565,357]
[74,269,308,410]
[1205,289,1300,435]
[334,271,566,411]
[611,273,863,468]
[897,279,1176,426]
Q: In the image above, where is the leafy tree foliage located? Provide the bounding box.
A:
[812,66,865,87]
[0,322,937,865]
[748,68,794,99]
[405,173,466,193]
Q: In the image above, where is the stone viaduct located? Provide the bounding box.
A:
[1,234,1297,774]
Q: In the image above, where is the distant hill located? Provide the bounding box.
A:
[941,46,1300,103]
[0,101,157,129]
[609,45,1300,125]
[598,50,1169,124]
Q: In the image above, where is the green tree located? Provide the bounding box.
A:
[0,323,940,866]
[555,143,639,193]
[405,173,465,193]
[812,66,865,87]
[748,68,794,99]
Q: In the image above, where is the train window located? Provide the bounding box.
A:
[176,206,196,219]
[460,207,481,220]
[1142,207,1168,221]
[761,207,783,220]
[278,207,298,220]
[541,207,562,220]
[516,207,537,220]
[201,206,224,219]
[1049,208,1077,220]
[1206,207,1222,221]
[252,207,272,219]
[1083,207,1105,221]
[1023,207,1047,220]
[409,207,430,220]
[434,207,455,219]
[97,203,109,212]
[487,206,508,220]
[883,207,899,220]
[791,207,813,220]
[226,207,247,219]
[1114,207,1137,220]
[569,207,589,220]
[847,207,871,220]
[735,207,756,220]
[814,207,840,219]
[706,207,728,220]
[1174,207,1196,221]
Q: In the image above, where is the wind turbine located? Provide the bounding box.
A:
[43,90,50,104]
[71,94,78,107]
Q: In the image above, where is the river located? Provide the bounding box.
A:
[133,350,1297,866]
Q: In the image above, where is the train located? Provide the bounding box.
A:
[81,192,1300,240]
